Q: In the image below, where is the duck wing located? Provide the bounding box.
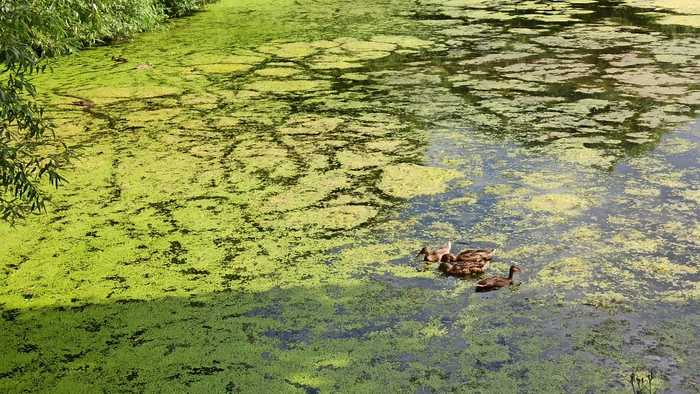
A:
[440,253,456,263]
[441,263,471,277]
[426,253,442,262]
[457,248,495,261]
[440,260,489,277]
[467,259,490,273]
[475,276,510,291]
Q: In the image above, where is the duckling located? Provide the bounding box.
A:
[454,248,496,262]
[475,265,521,292]
[439,258,490,277]
[111,55,128,64]
[416,241,451,263]
[70,99,96,110]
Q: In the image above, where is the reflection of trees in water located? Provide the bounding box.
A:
[397,0,700,166]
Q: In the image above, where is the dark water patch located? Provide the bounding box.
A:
[166,240,188,265]
[371,271,451,291]
[323,319,399,340]
[3,255,29,274]
[285,378,320,394]
[80,318,103,333]
[180,268,210,276]
[104,274,127,284]
[16,343,38,353]
[62,350,88,363]
[243,303,282,319]
[264,328,311,349]
[1,309,20,322]
[188,364,224,375]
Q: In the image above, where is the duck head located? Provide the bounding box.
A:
[416,247,430,257]
[508,265,522,279]
[440,253,456,262]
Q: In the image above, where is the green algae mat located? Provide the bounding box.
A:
[1,0,700,392]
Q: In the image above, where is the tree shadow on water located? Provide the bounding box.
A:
[4,279,698,393]
[0,281,471,393]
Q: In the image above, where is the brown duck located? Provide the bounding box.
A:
[70,99,96,110]
[475,265,521,292]
[439,258,490,277]
[454,248,496,262]
[437,246,495,272]
[417,241,451,263]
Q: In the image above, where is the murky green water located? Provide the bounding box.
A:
[2,0,699,392]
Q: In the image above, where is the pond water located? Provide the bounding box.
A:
[1,0,699,392]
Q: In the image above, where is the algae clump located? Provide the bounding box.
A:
[378,164,461,199]
[526,193,591,216]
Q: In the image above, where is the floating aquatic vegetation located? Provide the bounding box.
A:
[254,67,303,77]
[1,0,700,392]
[275,205,378,231]
[378,164,461,199]
[337,150,392,170]
[194,63,252,73]
[257,42,318,58]
[622,0,700,28]
[340,72,369,81]
[526,193,592,217]
[278,114,344,135]
[260,171,350,213]
[244,79,331,92]
[73,86,183,104]
[584,292,629,311]
[340,39,396,53]
[371,35,433,49]
[534,257,592,289]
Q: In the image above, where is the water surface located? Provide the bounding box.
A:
[1,0,699,392]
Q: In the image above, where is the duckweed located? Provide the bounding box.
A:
[2,0,700,392]
[378,164,462,199]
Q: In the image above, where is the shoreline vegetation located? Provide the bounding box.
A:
[0,0,215,222]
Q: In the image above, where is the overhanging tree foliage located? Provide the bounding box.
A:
[0,1,72,222]
[1,0,213,222]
